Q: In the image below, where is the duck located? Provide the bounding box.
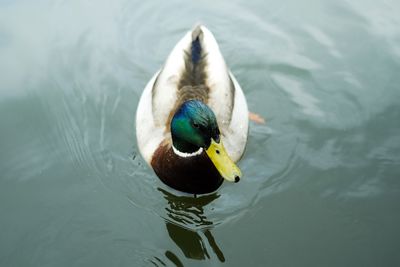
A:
[136,25,249,194]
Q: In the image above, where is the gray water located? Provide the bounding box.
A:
[1,0,400,266]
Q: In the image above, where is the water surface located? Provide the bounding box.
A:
[1,0,400,266]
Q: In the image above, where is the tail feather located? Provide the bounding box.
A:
[191,25,203,64]
[178,25,207,89]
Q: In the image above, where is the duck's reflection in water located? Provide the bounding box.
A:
[158,188,225,263]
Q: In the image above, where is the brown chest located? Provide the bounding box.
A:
[151,143,223,194]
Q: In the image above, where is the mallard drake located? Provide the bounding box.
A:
[136,25,249,194]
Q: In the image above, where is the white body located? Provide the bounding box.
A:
[136,26,249,164]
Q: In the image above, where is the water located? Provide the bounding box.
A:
[1,0,400,266]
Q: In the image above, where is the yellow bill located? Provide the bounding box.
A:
[205,139,242,183]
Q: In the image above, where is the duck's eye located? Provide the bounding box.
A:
[193,122,200,128]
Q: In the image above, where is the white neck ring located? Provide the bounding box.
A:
[172,146,204,158]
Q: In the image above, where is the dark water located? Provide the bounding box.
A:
[1,0,400,266]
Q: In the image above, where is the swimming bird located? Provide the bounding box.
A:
[136,25,249,194]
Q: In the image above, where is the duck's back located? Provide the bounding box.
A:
[152,25,235,127]
[136,25,248,164]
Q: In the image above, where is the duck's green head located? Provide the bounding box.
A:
[171,100,241,183]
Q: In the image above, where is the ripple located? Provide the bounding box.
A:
[272,73,325,117]
[304,25,342,58]
[348,0,400,59]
